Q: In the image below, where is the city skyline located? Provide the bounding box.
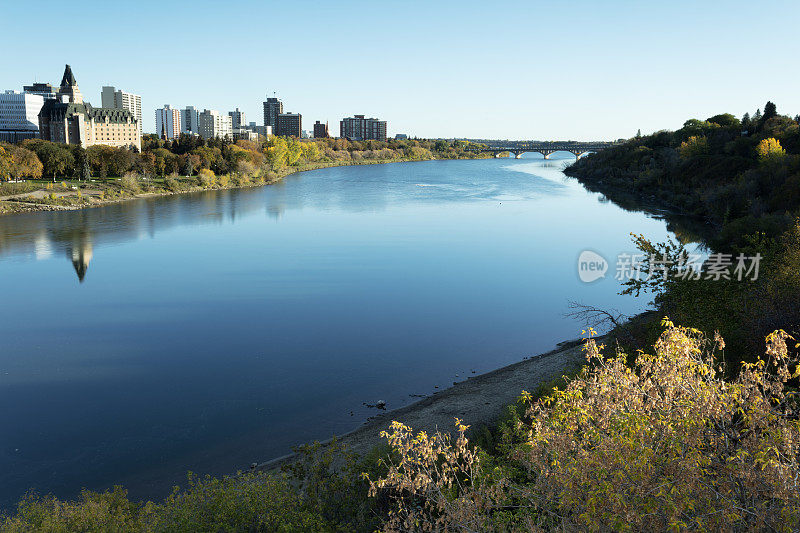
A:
[2,0,799,140]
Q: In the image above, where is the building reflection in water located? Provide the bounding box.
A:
[0,169,411,283]
[66,235,93,282]
[0,187,276,283]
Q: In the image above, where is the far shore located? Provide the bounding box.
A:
[254,338,588,473]
[0,156,482,217]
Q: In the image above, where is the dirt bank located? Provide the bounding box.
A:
[256,339,587,471]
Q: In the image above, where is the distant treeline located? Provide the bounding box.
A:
[0,135,488,182]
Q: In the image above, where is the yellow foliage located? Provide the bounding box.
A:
[197,168,216,188]
[372,324,800,531]
[757,137,786,162]
[678,136,708,159]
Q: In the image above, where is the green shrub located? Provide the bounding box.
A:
[120,174,141,194]
[1,473,329,532]
[1,486,145,532]
[163,176,179,192]
[0,181,36,196]
[151,472,327,532]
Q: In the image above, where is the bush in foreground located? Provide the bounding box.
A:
[1,473,327,533]
[370,322,800,532]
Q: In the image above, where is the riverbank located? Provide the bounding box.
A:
[0,155,482,217]
[255,338,588,472]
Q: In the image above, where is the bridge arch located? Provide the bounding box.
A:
[469,140,619,160]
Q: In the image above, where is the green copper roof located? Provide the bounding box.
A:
[39,99,136,124]
[60,65,77,88]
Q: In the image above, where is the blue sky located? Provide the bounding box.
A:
[3,0,799,140]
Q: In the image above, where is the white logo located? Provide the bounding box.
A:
[578,250,608,283]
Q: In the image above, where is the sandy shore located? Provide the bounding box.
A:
[256,339,588,471]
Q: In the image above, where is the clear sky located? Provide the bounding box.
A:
[3,0,798,140]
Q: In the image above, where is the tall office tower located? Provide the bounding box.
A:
[23,82,57,100]
[181,106,200,135]
[262,96,283,130]
[155,105,181,139]
[313,120,329,138]
[101,85,142,136]
[198,109,233,140]
[0,90,45,143]
[228,108,246,130]
[275,112,301,137]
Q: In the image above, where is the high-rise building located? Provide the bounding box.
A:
[181,106,200,135]
[340,115,387,141]
[228,108,246,130]
[0,91,45,143]
[23,82,57,100]
[313,120,329,138]
[198,109,232,140]
[101,86,142,137]
[155,105,181,139]
[262,96,283,130]
[39,65,140,150]
[276,112,301,137]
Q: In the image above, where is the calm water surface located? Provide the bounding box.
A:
[1,157,678,507]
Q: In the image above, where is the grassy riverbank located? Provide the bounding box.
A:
[0,135,490,216]
[0,157,465,216]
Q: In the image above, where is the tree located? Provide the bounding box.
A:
[81,159,91,181]
[3,145,43,180]
[0,145,12,180]
[706,113,740,128]
[756,137,786,162]
[742,112,751,131]
[681,119,717,138]
[183,157,195,176]
[678,135,709,159]
[763,101,777,122]
[31,142,75,180]
[636,128,642,138]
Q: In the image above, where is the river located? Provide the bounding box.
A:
[0,156,682,507]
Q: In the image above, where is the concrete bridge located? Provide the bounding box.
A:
[468,140,621,159]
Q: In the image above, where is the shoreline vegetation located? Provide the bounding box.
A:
[0,135,491,216]
[4,106,800,531]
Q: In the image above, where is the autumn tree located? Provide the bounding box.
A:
[3,144,43,180]
[678,135,709,159]
[0,145,11,180]
[756,137,786,163]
